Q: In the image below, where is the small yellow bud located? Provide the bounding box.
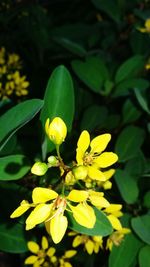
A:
[45,117,67,145]
[31,162,48,176]
[72,165,88,180]
[47,156,59,167]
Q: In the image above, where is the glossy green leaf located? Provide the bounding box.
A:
[92,0,121,23]
[0,154,30,180]
[109,233,143,267]
[115,126,145,162]
[122,99,141,124]
[114,169,139,204]
[71,56,109,94]
[131,214,150,245]
[0,99,43,151]
[40,65,74,131]
[80,105,108,131]
[115,55,145,83]
[0,221,28,253]
[67,207,113,236]
[139,245,150,267]
[134,88,150,114]
[113,78,149,97]
[125,151,146,177]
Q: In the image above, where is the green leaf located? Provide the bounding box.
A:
[71,56,109,94]
[114,169,139,204]
[109,233,143,267]
[115,55,145,83]
[139,245,150,267]
[80,105,108,131]
[67,207,113,236]
[40,66,75,155]
[134,88,150,114]
[40,65,74,131]
[125,151,146,177]
[131,214,150,245]
[0,221,28,253]
[143,191,150,209]
[115,126,145,162]
[122,99,141,124]
[0,154,30,181]
[92,0,121,23]
[113,78,149,97]
[53,37,87,57]
[0,99,43,151]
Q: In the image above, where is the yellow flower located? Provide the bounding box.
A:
[69,231,103,255]
[59,250,77,267]
[31,162,48,176]
[10,187,98,244]
[45,117,67,146]
[25,236,57,267]
[96,169,115,190]
[76,131,118,181]
[106,228,131,251]
[104,204,123,230]
[138,18,150,33]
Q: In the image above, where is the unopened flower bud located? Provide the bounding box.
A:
[47,156,59,167]
[31,162,48,176]
[45,117,67,145]
[72,165,88,180]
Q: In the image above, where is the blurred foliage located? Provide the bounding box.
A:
[1,0,150,267]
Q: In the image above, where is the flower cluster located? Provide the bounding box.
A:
[25,236,76,267]
[0,47,29,99]
[10,117,130,266]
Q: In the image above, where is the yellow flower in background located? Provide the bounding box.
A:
[25,236,57,267]
[11,187,98,244]
[106,228,131,251]
[76,130,118,181]
[69,231,103,255]
[45,117,67,146]
[59,250,77,267]
[0,47,29,99]
[138,18,150,33]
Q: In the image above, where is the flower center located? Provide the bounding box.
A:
[83,153,93,166]
[38,249,46,258]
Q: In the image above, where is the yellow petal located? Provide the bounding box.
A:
[41,236,48,250]
[89,195,110,208]
[76,131,90,164]
[25,255,38,264]
[107,215,122,231]
[94,152,118,168]
[70,203,96,228]
[27,241,39,254]
[26,204,52,228]
[103,181,112,190]
[10,200,30,218]
[85,239,94,254]
[63,262,72,267]
[49,214,68,244]
[104,204,122,214]
[103,169,115,180]
[72,235,82,247]
[34,258,44,267]
[32,187,58,204]
[67,190,88,202]
[145,18,150,30]
[64,250,77,258]
[90,134,111,153]
[47,247,56,257]
[87,166,106,181]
